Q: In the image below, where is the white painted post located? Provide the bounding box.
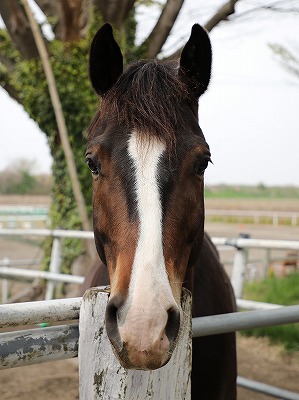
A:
[45,238,62,300]
[1,257,10,303]
[231,248,247,299]
[273,213,279,226]
[262,249,271,278]
[79,288,192,400]
[291,214,297,226]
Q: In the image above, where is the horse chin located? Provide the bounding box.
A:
[108,323,183,371]
[115,347,172,371]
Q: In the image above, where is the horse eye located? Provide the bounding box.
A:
[85,157,100,176]
[194,157,210,176]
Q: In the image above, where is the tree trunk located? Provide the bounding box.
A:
[35,0,92,41]
[0,0,38,59]
[22,0,95,260]
[95,0,136,29]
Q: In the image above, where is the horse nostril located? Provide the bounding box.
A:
[105,296,124,352]
[165,307,181,344]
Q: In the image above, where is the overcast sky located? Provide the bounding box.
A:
[0,0,298,186]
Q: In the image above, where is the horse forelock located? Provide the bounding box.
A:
[87,60,191,151]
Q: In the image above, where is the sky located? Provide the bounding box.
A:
[0,0,299,186]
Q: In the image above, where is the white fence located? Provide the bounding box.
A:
[206,209,299,226]
[1,228,298,301]
[1,207,299,231]
[0,205,49,229]
[0,229,299,398]
[0,228,93,301]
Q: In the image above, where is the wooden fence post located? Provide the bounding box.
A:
[79,287,192,400]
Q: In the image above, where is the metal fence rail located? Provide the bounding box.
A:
[192,304,299,337]
[0,266,84,284]
[237,377,299,400]
[212,236,299,251]
[0,228,94,239]
[0,297,282,329]
[0,324,78,369]
[1,300,299,369]
[0,297,82,328]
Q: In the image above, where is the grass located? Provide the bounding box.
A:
[205,184,299,199]
[242,273,299,352]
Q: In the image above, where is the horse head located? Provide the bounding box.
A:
[86,23,212,370]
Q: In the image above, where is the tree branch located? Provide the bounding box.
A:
[0,81,20,103]
[94,0,136,29]
[0,0,39,59]
[204,0,238,32]
[269,43,299,79]
[35,0,92,41]
[142,0,184,59]
[164,0,239,60]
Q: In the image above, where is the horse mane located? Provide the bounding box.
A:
[87,60,191,150]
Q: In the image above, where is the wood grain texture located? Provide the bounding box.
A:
[79,288,192,400]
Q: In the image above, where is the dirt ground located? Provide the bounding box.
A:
[205,197,299,212]
[0,195,298,399]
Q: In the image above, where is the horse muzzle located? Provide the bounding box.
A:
[105,295,181,370]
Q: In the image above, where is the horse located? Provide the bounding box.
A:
[83,23,237,399]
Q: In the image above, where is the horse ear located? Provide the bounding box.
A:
[89,23,123,96]
[179,24,212,98]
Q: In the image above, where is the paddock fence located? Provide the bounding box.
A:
[1,228,298,301]
[205,209,299,226]
[1,205,299,230]
[0,229,299,398]
[0,205,49,229]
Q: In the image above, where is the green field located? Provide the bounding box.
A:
[205,184,299,199]
[243,273,299,352]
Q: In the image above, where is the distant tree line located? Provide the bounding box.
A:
[0,159,52,195]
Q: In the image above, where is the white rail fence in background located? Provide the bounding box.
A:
[1,228,298,301]
[0,229,93,301]
[1,206,298,230]
[206,209,299,226]
[0,229,299,398]
[0,205,49,229]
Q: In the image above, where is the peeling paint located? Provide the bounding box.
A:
[0,324,79,369]
[0,298,82,329]
[94,370,105,397]
[83,288,99,301]
[146,380,154,398]
[94,326,104,341]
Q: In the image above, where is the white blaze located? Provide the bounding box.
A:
[119,131,177,350]
[128,131,172,294]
